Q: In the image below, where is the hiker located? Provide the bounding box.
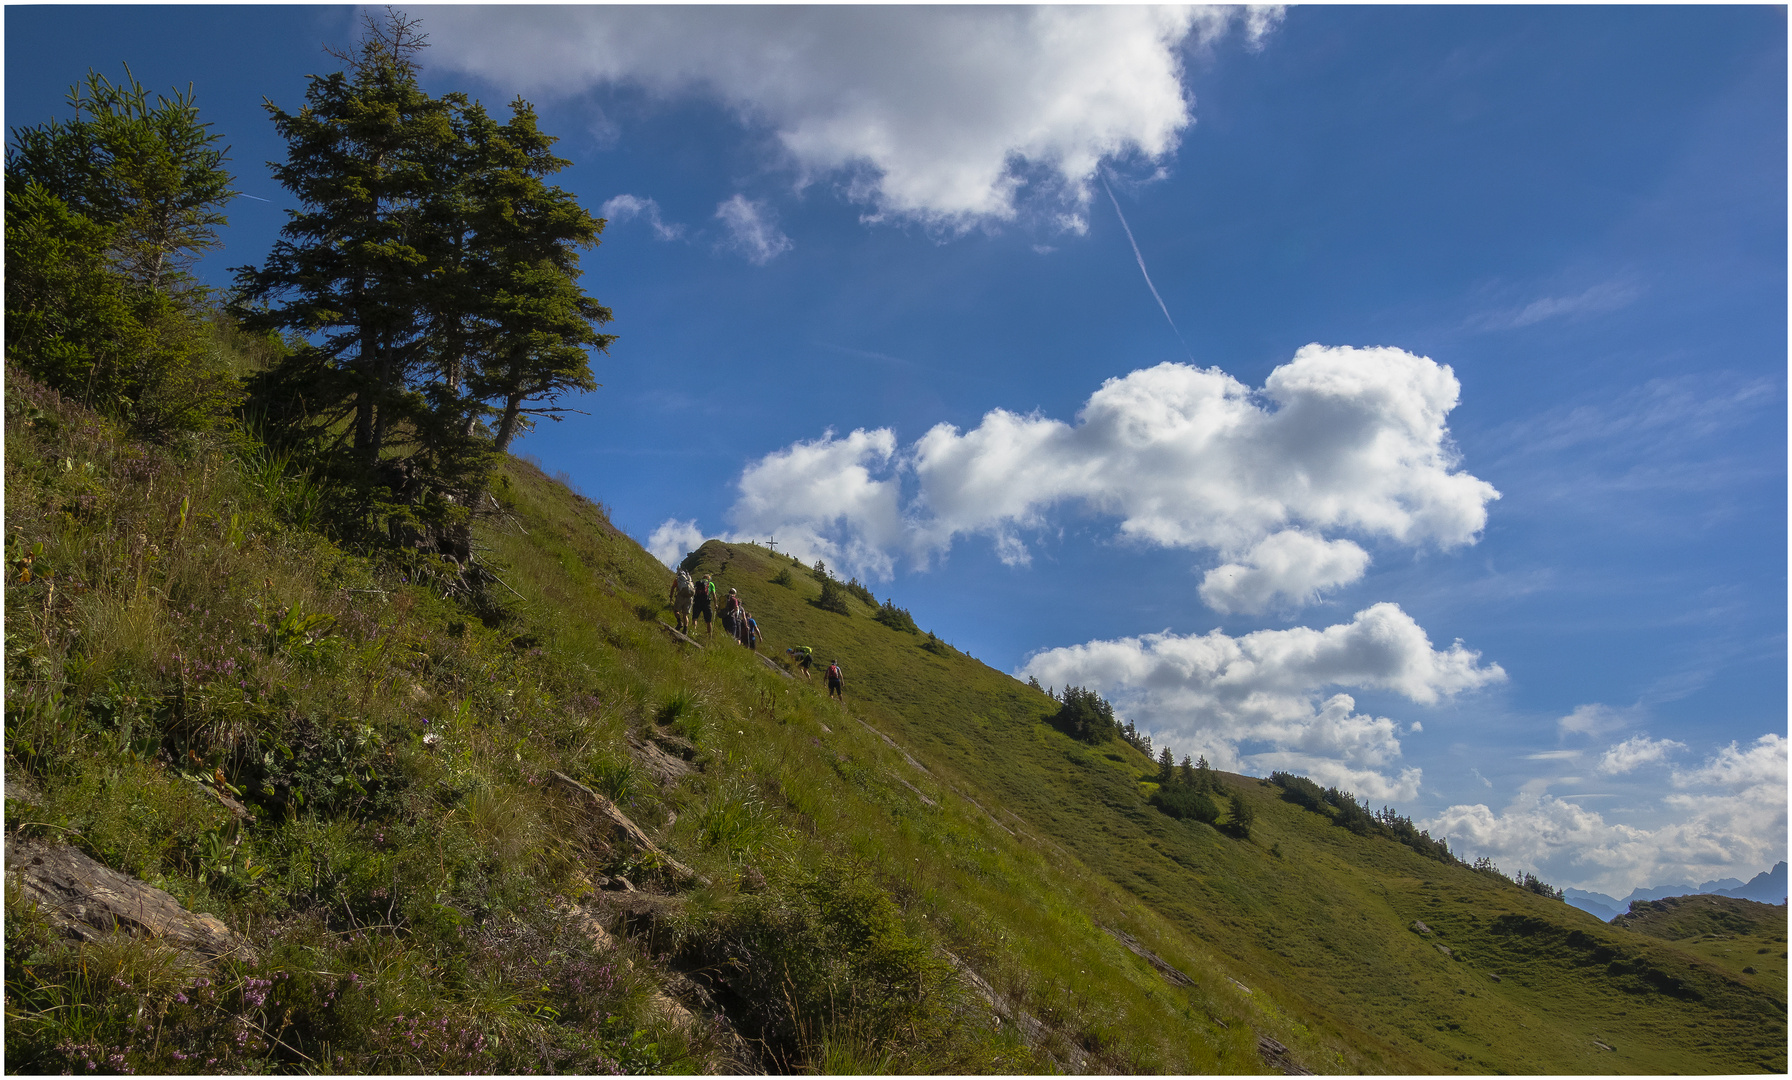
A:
[744,613,761,652]
[723,588,746,643]
[668,569,695,634]
[693,574,716,637]
[825,659,845,701]
[786,645,814,679]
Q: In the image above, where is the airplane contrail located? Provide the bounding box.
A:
[1101,173,1193,360]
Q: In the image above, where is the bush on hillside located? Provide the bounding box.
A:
[1271,771,1328,812]
[1048,685,1116,744]
[844,576,875,606]
[1225,793,1255,838]
[770,566,793,587]
[1151,783,1220,824]
[875,600,919,633]
[814,578,851,615]
[1517,871,1565,900]
[1272,771,1458,863]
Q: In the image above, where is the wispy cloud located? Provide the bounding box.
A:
[1468,279,1642,331]
[715,195,794,264]
[600,194,684,241]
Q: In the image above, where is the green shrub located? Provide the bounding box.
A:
[1270,771,1328,812]
[1226,793,1255,838]
[688,860,981,1072]
[844,577,875,606]
[814,579,851,616]
[770,566,793,587]
[1048,685,1116,743]
[874,600,919,633]
[1150,784,1219,824]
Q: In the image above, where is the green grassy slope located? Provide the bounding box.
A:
[687,539,1790,1075]
[1611,895,1788,990]
[5,363,1783,1074]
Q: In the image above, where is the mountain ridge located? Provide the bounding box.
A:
[1566,861,1788,921]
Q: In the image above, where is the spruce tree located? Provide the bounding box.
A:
[6,65,239,435]
[233,11,613,549]
[455,97,612,455]
[233,11,455,476]
[1156,747,1175,785]
[8,65,234,295]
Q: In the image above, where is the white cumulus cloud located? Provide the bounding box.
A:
[421,5,1282,229]
[715,195,793,264]
[647,518,708,569]
[1427,734,1787,896]
[728,428,904,579]
[1199,530,1372,614]
[1017,602,1504,801]
[721,345,1498,604]
[1597,734,1686,775]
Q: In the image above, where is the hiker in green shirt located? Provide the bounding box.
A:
[786,645,814,679]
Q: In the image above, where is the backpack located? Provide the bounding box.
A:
[675,570,694,595]
[827,663,842,681]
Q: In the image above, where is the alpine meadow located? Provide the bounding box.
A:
[6,7,1787,1077]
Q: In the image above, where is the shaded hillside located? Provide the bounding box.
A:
[1612,895,1788,992]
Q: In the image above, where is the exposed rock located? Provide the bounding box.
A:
[658,621,705,648]
[854,718,931,774]
[1104,926,1196,988]
[548,771,708,886]
[1257,1034,1312,1075]
[6,837,254,964]
[895,776,939,808]
[207,783,256,823]
[1436,944,1453,957]
[628,734,695,786]
[1412,920,1433,935]
[1489,973,1502,983]
[6,769,44,808]
[942,950,1081,1071]
[648,730,699,761]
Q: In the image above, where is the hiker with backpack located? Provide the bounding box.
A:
[744,613,761,651]
[693,574,717,638]
[825,660,845,702]
[786,645,814,678]
[723,588,746,644]
[668,569,696,634]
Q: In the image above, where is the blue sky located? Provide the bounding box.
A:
[8,5,1784,896]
